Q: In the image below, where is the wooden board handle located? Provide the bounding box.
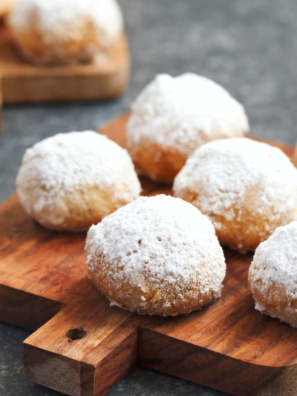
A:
[24,280,138,395]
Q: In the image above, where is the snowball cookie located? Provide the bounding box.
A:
[126,73,249,183]
[85,195,226,316]
[249,220,297,327]
[174,138,297,253]
[8,0,123,65]
[16,131,141,231]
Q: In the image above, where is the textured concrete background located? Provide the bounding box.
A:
[1,0,297,394]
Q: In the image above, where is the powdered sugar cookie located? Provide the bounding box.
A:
[249,220,297,327]
[126,73,249,183]
[8,0,123,65]
[173,138,297,252]
[86,195,226,316]
[16,131,140,231]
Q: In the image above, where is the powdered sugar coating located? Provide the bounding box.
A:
[249,220,297,327]
[127,73,249,158]
[9,0,123,64]
[10,0,123,45]
[16,131,141,228]
[86,195,226,316]
[174,138,297,237]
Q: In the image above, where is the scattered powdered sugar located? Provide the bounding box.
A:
[86,195,226,295]
[16,131,140,214]
[9,0,123,47]
[174,138,297,225]
[127,73,249,158]
[249,220,297,307]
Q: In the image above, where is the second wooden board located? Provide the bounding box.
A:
[0,115,297,396]
[0,26,130,103]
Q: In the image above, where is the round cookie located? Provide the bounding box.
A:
[16,131,141,231]
[126,73,249,183]
[8,0,123,65]
[173,137,297,252]
[85,195,226,316]
[249,220,297,327]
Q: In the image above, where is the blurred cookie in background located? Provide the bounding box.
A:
[8,0,124,65]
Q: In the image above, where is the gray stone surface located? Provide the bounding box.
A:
[1,0,297,394]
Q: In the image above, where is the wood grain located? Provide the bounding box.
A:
[1,114,297,396]
[0,26,130,103]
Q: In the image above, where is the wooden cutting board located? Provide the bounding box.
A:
[1,114,297,396]
[0,24,129,104]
